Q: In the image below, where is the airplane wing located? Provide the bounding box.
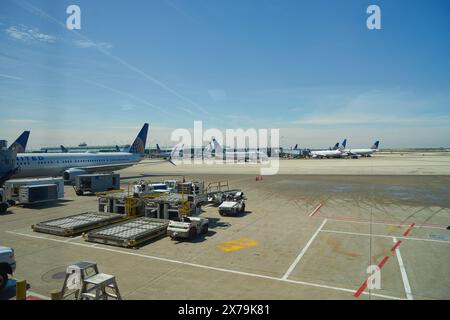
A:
[72,159,169,173]
[75,162,141,172]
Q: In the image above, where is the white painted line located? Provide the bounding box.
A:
[6,230,403,300]
[282,219,328,280]
[324,217,447,230]
[393,237,413,300]
[64,235,82,242]
[320,229,450,244]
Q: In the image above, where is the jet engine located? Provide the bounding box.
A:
[63,168,87,182]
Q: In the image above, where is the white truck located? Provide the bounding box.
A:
[218,191,246,216]
[0,246,16,291]
[132,180,177,196]
[167,216,209,240]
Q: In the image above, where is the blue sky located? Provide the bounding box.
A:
[1,0,449,148]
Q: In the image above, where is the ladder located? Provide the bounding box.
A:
[60,261,122,300]
[80,273,122,300]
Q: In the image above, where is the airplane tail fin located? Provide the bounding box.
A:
[60,145,68,153]
[332,142,339,150]
[212,138,223,154]
[156,144,161,153]
[115,145,120,152]
[294,144,298,150]
[342,139,347,149]
[168,143,184,166]
[371,140,380,150]
[203,142,212,154]
[128,123,149,154]
[8,131,30,154]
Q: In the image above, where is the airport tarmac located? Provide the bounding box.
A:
[138,152,450,175]
[1,153,449,300]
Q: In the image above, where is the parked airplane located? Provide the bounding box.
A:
[309,141,343,158]
[60,144,124,153]
[9,123,149,181]
[342,139,380,157]
[211,138,268,162]
[155,144,173,160]
[280,144,305,158]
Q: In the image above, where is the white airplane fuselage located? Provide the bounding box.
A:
[345,148,378,156]
[223,151,268,162]
[310,150,342,158]
[13,152,143,178]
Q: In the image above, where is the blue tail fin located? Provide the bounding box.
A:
[294,144,298,150]
[156,144,161,152]
[8,131,30,153]
[129,123,149,154]
[372,140,380,149]
[332,142,339,150]
[60,145,69,153]
[342,139,347,149]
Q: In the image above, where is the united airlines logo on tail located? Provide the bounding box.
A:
[8,131,30,154]
[128,123,149,154]
[129,138,145,154]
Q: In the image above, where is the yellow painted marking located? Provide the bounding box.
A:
[217,238,258,252]
[387,225,401,233]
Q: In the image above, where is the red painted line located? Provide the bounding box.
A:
[309,203,324,217]
[26,295,44,300]
[377,256,390,269]
[354,256,390,298]
[403,223,416,237]
[391,240,402,252]
[354,280,368,298]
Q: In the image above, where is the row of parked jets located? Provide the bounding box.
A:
[280,139,380,159]
[155,138,380,160]
[1,124,380,186]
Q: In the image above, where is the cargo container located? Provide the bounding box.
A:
[3,177,64,204]
[19,184,59,204]
[74,174,120,195]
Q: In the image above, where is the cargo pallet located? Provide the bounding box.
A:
[83,217,169,248]
[32,212,127,236]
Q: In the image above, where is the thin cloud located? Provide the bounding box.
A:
[2,119,42,124]
[0,73,22,80]
[74,40,113,50]
[163,0,198,23]
[5,25,57,43]
[15,0,211,118]
[121,103,134,111]
[294,114,450,127]
[208,89,226,101]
